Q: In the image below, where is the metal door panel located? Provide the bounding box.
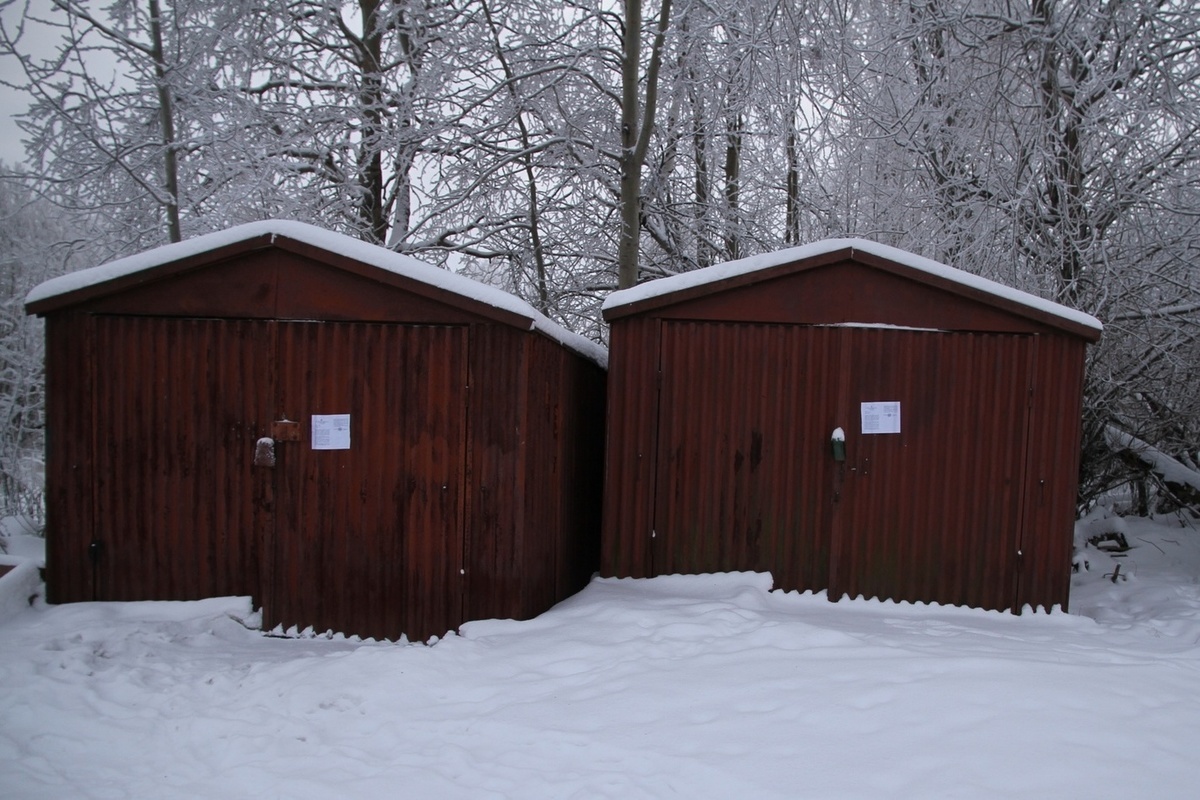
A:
[90,316,272,601]
[830,330,1033,609]
[654,321,840,592]
[267,322,468,640]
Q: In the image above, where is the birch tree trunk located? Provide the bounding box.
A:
[617,0,673,289]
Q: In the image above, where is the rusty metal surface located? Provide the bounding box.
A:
[529,335,607,604]
[600,317,662,578]
[266,322,469,641]
[27,234,537,332]
[653,322,841,592]
[37,236,608,641]
[603,265,1093,613]
[81,315,467,633]
[513,336,570,615]
[829,328,1034,610]
[463,324,528,622]
[550,343,607,598]
[44,309,603,641]
[603,247,1101,343]
[42,313,95,603]
[464,328,606,623]
[1018,336,1089,611]
[89,315,270,603]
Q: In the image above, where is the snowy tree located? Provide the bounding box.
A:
[825,0,1200,506]
[0,173,86,521]
[2,0,1197,509]
[220,0,482,245]
[0,0,262,253]
[615,0,672,288]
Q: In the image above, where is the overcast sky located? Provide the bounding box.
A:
[1,59,25,166]
[0,0,53,168]
[1,80,31,167]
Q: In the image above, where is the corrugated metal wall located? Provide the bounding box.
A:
[600,317,661,578]
[550,343,607,598]
[76,317,472,640]
[89,315,271,602]
[464,324,528,621]
[37,240,607,641]
[266,322,468,641]
[829,328,1033,610]
[1018,336,1089,610]
[654,322,841,592]
[465,327,606,623]
[603,307,1087,613]
[43,313,94,603]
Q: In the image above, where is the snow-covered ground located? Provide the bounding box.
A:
[2,510,1199,798]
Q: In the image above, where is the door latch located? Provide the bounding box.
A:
[271,419,300,441]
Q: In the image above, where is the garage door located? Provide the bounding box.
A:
[653,321,1033,610]
[653,321,842,592]
[89,316,468,641]
[829,327,1033,610]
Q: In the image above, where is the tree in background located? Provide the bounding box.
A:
[0,0,260,255]
[223,0,479,245]
[1,0,1197,511]
[833,0,1200,507]
[0,174,87,522]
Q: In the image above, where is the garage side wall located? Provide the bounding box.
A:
[1019,335,1090,611]
[464,325,606,623]
[561,351,607,593]
[600,316,662,578]
[521,334,606,611]
[42,313,95,603]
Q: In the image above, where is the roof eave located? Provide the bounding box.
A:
[603,246,1102,342]
[24,233,539,333]
[25,234,276,317]
[602,248,856,322]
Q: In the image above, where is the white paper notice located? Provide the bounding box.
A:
[312,414,351,450]
[861,401,901,434]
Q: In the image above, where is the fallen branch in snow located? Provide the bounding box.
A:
[1105,425,1200,515]
[1088,531,1130,552]
[1137,536,1166,555]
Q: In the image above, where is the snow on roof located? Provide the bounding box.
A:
[602,238,1103,333]
[26,220,607,367]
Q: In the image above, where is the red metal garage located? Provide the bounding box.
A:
[27,221,606,641]
[601,240,1100,612]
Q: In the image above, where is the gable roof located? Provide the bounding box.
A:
[602,239,1102,341]
[26,220,607,366]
